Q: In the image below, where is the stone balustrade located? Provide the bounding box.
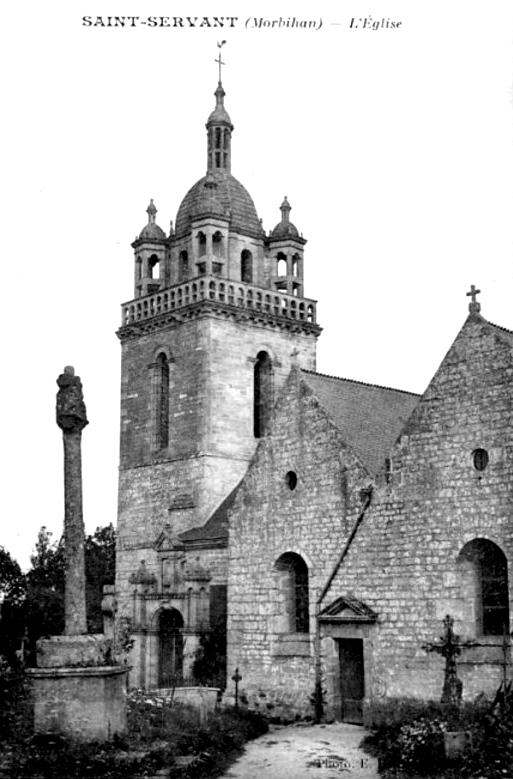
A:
[121,276,317,327]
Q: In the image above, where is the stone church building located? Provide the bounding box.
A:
[115,74,512,721]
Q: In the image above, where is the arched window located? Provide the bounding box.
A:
[254,351,273,438]
[223,129,229,167]
[214,128,222,168]
[241,250,253,283]
[292,253,300,277]
[197,232,207,257]
[179,250,189,281]
[458,539,509,636]
[158,608,184,687]
[155,352,170,449]
[275,552,309,633]
[148,254,159,279]
[277,252,287,277]
[213,231,223,258]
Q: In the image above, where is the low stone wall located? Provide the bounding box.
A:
[157,686,220,721]
[234,683,314,722]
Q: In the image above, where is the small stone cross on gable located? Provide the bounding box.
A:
[466,284,481,314]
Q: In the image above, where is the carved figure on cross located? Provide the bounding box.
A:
[466,284,481,314]
[215,40,227,83]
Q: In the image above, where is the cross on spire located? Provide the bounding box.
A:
[466,284,481,314]
[215,40,226,83]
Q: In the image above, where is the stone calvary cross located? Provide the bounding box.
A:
[28,366,128,744]
[56,365,89,635]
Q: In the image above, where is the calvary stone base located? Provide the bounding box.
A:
[27,368,128,742]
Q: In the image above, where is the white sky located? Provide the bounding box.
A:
[1,1,512,570]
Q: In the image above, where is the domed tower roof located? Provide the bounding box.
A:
[175,172,261,238]
[271,197,300,239]
[138,199,166,240]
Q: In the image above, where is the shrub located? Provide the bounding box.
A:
[0,686,268,778]
[361,696,489,774]
[464,687,513,779]
[0,658,31,741]
[396,716,446,774]
[192,621,227,690]
[361,693,513,778]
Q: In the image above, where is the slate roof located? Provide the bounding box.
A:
[180,372,419,546]
[301,370,420,476]
[139,222,166,241]
[179,481,242,547]
[271,220,300,239]
[175,172,262,239]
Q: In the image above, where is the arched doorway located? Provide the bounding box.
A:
[158,608,184,688]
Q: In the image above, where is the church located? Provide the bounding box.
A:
[114,68,512,722]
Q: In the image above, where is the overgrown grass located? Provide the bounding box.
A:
[0,679,268,778]
[361,693,513,778]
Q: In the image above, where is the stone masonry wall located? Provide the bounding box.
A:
[327,316,513,705]
[227,368,371,720]
[119,314,317,470]
[117,312,318,619]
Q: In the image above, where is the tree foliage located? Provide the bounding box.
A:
[0,524,116,663]
[85,523,116,633]
[25,527,65,646]
[0,547,26,660]
[192,614,227,689]
[0,546,25,605]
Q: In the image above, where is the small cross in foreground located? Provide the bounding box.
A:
[466,284,481,313]
[231,667,242,708]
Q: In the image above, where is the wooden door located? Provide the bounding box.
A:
[338,638,364,724]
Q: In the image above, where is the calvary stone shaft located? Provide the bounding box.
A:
[56,366,89,635]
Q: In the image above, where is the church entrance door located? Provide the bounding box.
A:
[158,608,184,688]
[338,638,364,724]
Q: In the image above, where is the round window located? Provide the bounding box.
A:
[285,471,298,490]
[473,448,489,472]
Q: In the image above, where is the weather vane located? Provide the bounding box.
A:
[215,40,227,82]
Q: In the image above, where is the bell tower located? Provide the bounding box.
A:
[115,65,322,665]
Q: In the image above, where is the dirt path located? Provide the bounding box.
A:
[219,722,379,779]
